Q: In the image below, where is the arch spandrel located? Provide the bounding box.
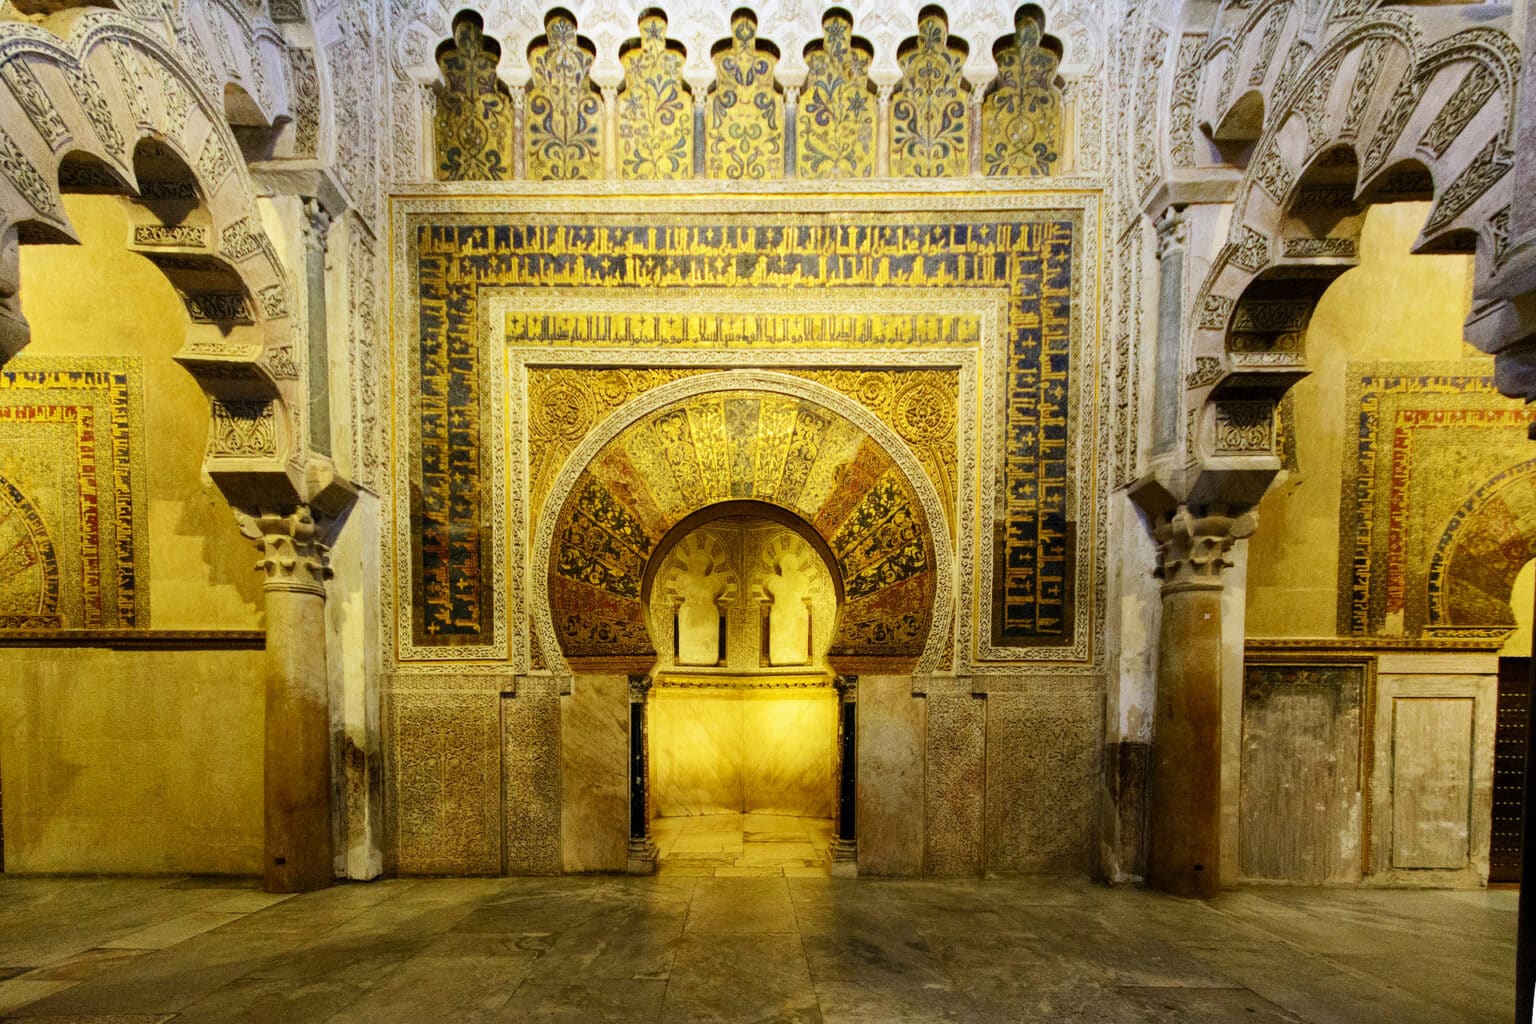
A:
[535,371,952,676]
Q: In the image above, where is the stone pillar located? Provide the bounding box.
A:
[831,674,858,877]
[300,198,332,458]
[627,673,658,874]
[238,506,335,893]
[693,93,708,178]
[967,90,984,176]
[1147,506,1256,899]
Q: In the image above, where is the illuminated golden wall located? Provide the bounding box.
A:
[0,194,264,873]
[650,688,838,818]
[647,515,839,818]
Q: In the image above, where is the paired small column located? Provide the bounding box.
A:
[299,199,332,458]
[627,673,659,874]
[237,506,335,894]
[830,674,858,876]
[1147,506,1255,899]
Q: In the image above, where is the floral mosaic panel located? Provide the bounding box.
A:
[706,12,783,180]
[526,13,603,181]
[618,14,693,181]
[981,9,1062,176]
[797,12,875,179]
[891,13,969,178]
[434,16,515,181]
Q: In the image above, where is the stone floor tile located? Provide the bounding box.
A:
[1116,985,1306,1023]
[684,877,796,934]
[17,950,150,983]
[99,913,249,951]
[495,978,667,1023]
[663,931,820,1024]
[0,982,77,1016]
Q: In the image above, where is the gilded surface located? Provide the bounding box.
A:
[797,12,875,179]
[706,13,782,180]
[1428,458,1536,629]
[549,390,935,661]
[0,474,59,627]
[526,14,603,181]
[891,14,969,178]
[406,206,1083,661]
[0,359,146,630]
[434,17,515,181]
[981,11,1062,177]
[618,14,693,181]
[1341,364,1535,637]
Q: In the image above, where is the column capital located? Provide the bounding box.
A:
[1155,205,1187,258]
[300,197,333,253]
[834,674,859,701]
[237,505,333,596]
[628,673,653,701]
[1153,505,1257,593]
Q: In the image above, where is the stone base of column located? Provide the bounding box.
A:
[829,838,858,878]
[626,837,659,875]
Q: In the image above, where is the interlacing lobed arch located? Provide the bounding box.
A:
[1116,0,1521,488]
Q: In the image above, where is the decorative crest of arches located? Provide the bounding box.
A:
[416,3,1072,182]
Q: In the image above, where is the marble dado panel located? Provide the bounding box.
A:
[390,192,1102,672]
[650,687,838,818]
[857,681,1102,877]
[0,359,147,630]
[984,690,1101,874]
[386,689,504,875]
[1370,658,1497,886]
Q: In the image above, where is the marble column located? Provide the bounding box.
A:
[874,86,893,177]
[830,674,858,877]
[967,90,984,176]
[511,87,527,180]
[1147,506,1256,899]
[300,198,332,458]
[601,86,619,180]
[1152,208,1187,456]
[238,506,335,893]
[783,86,799,178]
[627,673,659,874]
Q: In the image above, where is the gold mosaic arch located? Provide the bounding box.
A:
[533,370,952,675]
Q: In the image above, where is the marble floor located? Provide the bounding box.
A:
[653,813,834,877]
[0,872,1514,1023]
